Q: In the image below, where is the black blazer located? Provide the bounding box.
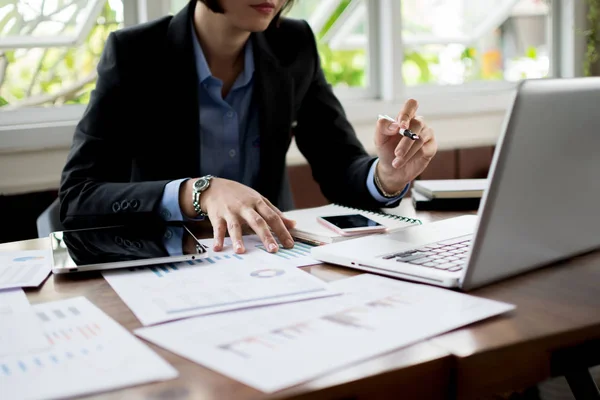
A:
[59,1,401,228]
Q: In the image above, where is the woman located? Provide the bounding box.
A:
[59,0,437,254]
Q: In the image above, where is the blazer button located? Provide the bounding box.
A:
[112,202,121,213]
[160,209,171,220]
[121,200,130,211]
[133,240,142,249]
[123,239,132,247]
[131,199,140,210]
[114,236,124,245]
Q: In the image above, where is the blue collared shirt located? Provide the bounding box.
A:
[159,28,406,222]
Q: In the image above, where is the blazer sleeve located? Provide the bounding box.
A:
[292,22,402,210]
[59,32,170,228]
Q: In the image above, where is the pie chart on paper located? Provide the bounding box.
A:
[250,269,285,278]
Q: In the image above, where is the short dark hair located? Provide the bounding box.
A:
[197,0,295,20]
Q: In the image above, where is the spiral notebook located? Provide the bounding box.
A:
[283,204,422,245]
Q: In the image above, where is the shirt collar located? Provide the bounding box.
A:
[191,24,255,88]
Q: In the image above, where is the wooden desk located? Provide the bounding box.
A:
[429,248,600,399]
[0,201,453,400]
[3,200,599,399]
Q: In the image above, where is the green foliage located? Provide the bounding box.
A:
[526,46,537,59]
[584,0,600,76]
[318,43,365,87]
[403,51,433,85]
[461,47,476,61]
[313,0,365,87]
[318,0,352,39]
[0,1,121,106]
[0,96,8,107]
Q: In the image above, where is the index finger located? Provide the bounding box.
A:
[397,99,419,129]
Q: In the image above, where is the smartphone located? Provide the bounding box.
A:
[317,214,387,236]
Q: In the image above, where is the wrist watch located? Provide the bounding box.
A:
[192,175,214,216]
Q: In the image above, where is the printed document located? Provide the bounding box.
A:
[0,297,177,400]
[0,289,49,357]
[0,250,52,289]
[136,274,514,393]
[103,253,339,326]
[198,234,321,268]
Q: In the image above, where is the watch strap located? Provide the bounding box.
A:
[192,175,213,216]
[192,192,203,216]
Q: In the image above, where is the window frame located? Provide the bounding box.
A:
[0,0,108,49]
[0,0,586,149]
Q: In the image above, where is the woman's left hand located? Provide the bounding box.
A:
[374,99,437,193]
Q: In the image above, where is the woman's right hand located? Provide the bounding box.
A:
[179,178,296,254]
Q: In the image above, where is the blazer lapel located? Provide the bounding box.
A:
[165,1,200,176]
[252,32,294,202]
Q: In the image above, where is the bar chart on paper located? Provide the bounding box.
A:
[142,253,244,278]
[103,253,340,326]
[0,289,49,357]
[198,235,321,268]
[136,274,515,393]
[256,241,312,259]
[0,297,177,400]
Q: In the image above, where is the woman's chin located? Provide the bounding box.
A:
[234,18,275,33]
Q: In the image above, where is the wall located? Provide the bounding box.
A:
[289,146,495,209]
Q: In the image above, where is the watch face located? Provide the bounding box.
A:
[194,178,209,192]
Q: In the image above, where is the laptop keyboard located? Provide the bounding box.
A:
[382,236,472,273]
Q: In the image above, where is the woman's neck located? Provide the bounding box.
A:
[193,3,250,78]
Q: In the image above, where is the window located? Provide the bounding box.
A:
[0,0,553,113]
[0,0,571,125]
[0,0,124,111]
[285,0,372,92]
[170,0,187,14]
[401,0,551,86]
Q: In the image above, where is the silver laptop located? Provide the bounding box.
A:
[312,77,600,291]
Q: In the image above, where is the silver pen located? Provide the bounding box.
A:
[378,114,419,140]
